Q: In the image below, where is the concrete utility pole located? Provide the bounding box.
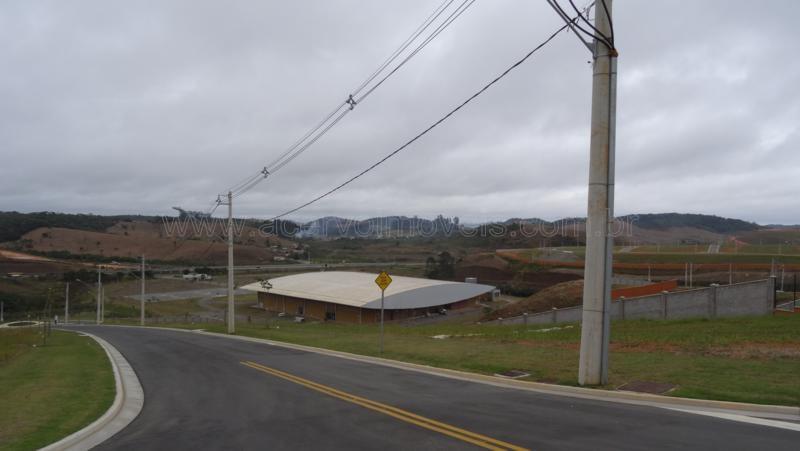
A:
[227,191,235,334]
[140,255,146,326]
[96,265,102,325]
[65,282,69,324]
[579,0,617,386]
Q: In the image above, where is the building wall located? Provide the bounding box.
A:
[258,291,486,323]
[490,278,776,326]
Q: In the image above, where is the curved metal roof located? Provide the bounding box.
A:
[241,271,494,310]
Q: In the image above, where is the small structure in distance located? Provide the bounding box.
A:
[172,207,211,219]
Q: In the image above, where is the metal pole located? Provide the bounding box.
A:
[729,263,732,285]
[65,282,69,324]
[140,255,146,326]
[1,300,4,322]
[780,265,785,291]
[684,263,688,287]
[97,265,102,324]
[227,191,235,334]
[578,0,616,386]
[379,289,385,354]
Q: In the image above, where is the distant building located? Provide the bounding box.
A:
[172,207,211,220]
[241,271,495,323]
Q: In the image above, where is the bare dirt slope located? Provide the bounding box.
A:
[486,280,584,320]
[14,220,296,265]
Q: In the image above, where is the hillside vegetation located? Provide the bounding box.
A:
[0,211,145,243]
[620,213,760,233]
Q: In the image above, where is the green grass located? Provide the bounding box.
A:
[0,328,115,450]
[162,314,800,406]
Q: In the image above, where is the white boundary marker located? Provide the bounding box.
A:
[664,407,800,432]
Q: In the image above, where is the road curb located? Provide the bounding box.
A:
[101,324,800,421]
[41,331,144,451]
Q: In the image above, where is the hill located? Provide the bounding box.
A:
[1,215,298,266]
[485,280,585,320]
[296,213,763,240]
[618,213,760,233]
[0,211,148,243]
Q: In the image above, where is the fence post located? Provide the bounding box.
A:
[551,307,557,324]
[499,317,503,326]
[523,312,528,326]
[661,291,669,319]
[770,276,777,311]
[619,296,626,320]
[709,284,719,318]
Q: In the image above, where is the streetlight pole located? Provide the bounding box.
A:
[140,255,146,326]
[227,191,235,334]
[65,282,69,324]
[578,0,617,386]
[96,265,102,325]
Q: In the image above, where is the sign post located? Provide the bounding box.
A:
[374,271,392,354]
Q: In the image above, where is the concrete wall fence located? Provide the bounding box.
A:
[492,278,776,326]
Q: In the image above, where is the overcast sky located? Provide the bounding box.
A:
[1,1,798,224]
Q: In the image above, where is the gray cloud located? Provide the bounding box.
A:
[1,0,798,224]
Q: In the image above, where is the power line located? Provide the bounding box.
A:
[599,0,614,47]
[548,0,612,51]
[355,0,477,103]
[565,0,614,50]
[261,102,349,175]
[210,0,476,208]
[261,0,476,180]
[267,19,573,221]
[351,0,455,97]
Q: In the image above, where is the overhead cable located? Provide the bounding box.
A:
[267,18,573,221]
[209,0,476,207]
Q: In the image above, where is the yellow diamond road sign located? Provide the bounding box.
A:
[375,271,392,291]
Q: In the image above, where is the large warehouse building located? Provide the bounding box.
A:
[242,271,495,323]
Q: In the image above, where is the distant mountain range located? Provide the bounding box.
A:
[0,210,784,243]
[294,212,765,239]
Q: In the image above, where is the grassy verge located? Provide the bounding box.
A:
[0,328,115,450]
[161,314,800,407]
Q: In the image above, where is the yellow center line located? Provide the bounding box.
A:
[241,361,529,451]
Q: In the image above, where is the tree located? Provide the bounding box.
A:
[424,251,455,280]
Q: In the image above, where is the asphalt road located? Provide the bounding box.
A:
[73,326,797,450]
